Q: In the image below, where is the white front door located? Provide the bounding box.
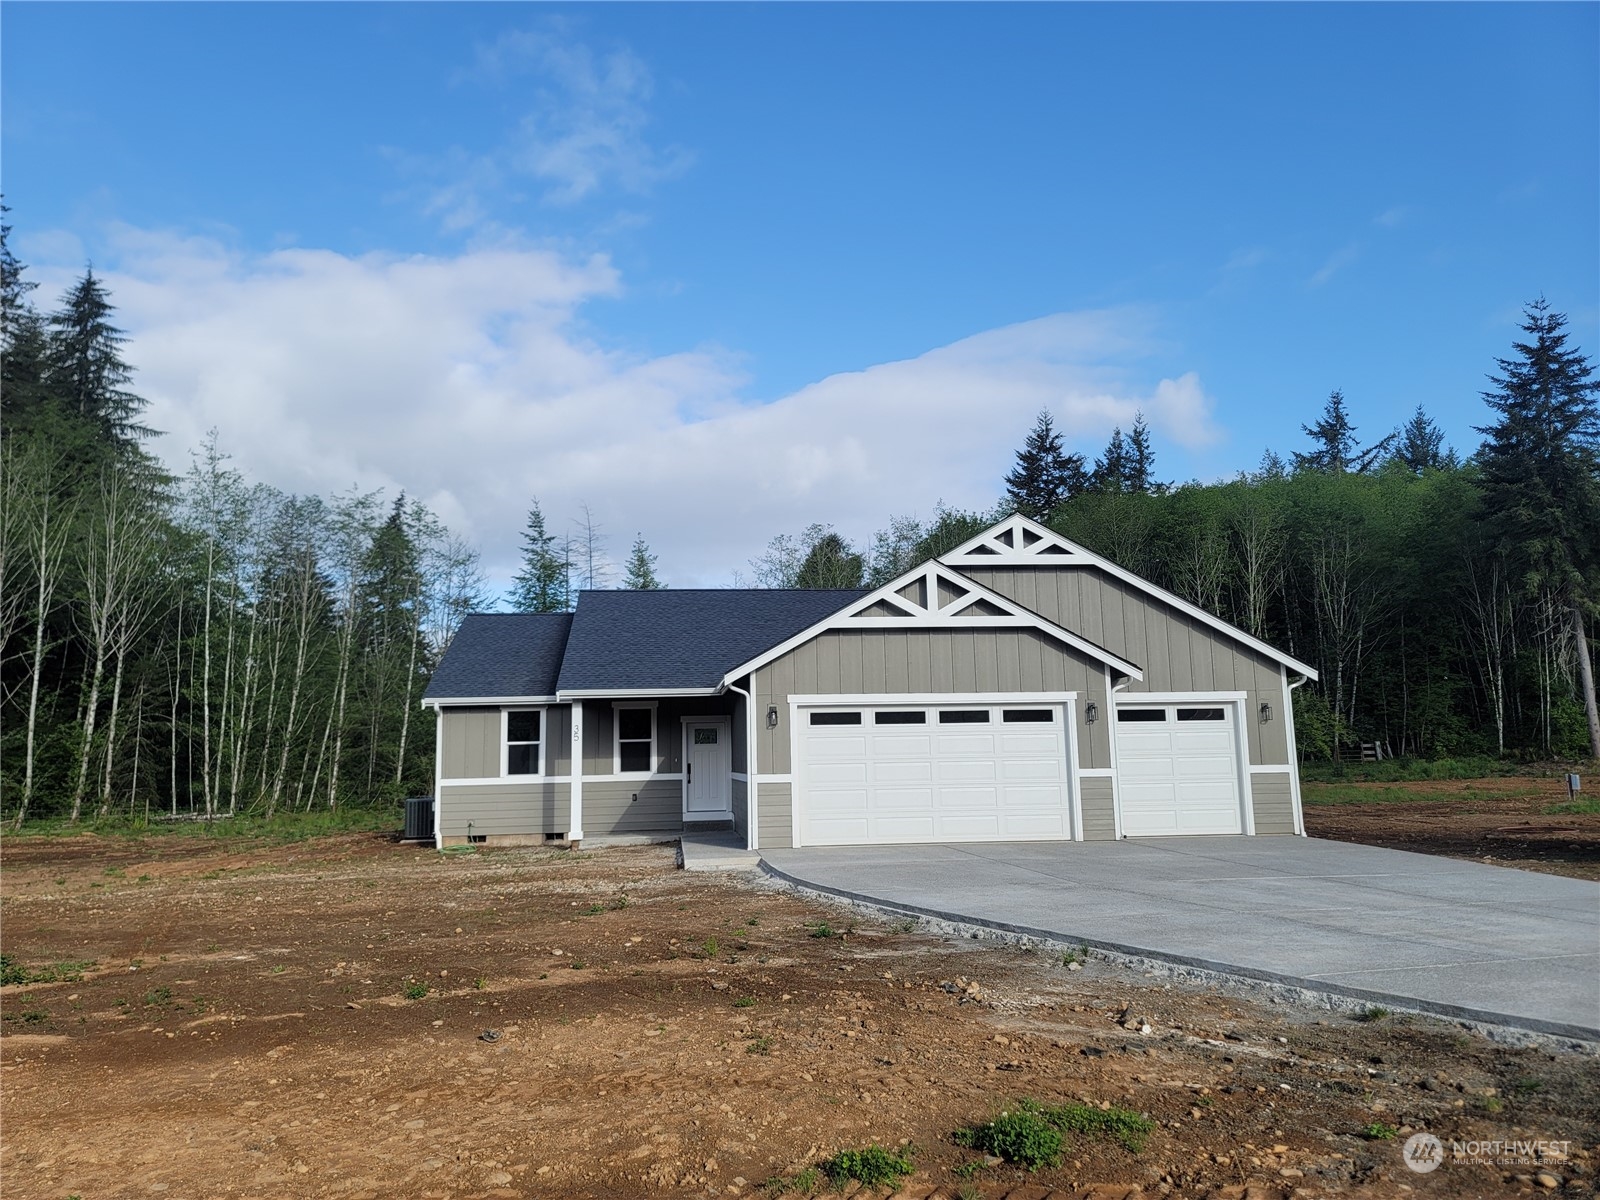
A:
[683,719,732,818]
[1115,703,1243,836]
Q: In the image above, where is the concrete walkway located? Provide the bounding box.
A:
[680,829,761,872]
[760,837,1600,1041]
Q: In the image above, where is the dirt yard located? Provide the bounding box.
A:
[2,832,1596,1200]
[1301,775,1600,881]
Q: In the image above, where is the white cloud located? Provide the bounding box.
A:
[1309,241,1361,288]
[48,229,1220,590]
[409,26,691,228]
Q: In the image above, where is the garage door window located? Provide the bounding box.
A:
[1177,708,1226,721]
[1118,709,1166,722]
[938,709,990,723]
[874,711,926,724]
[809,711,862,726]
[1002,709,1053,723]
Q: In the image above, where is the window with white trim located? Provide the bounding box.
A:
[506,709,542,776]
[615,706,655,774]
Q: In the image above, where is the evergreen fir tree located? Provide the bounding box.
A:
[1127,412,1159,493]
[1292,390,1393,473]
[1392,405,1453,473]
[45,269,155,455]
[1090,427,1132,493]
[794,532,864,589]
[0,205,51,431]
[508,499,569,612]
[1474,299,1600,755]
[1004,410,1087,518]
[622,535,663,589]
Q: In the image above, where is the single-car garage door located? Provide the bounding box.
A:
[1115,704,1242,836]
[798,704,1073,846]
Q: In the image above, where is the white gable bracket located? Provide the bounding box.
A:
[720,559,1142,686]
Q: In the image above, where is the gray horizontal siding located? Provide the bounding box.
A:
[1250,771,1297,835]
[962,566,1292,765]
[758,782,793,849]
[1080,776,1116,841]
[582,779,682,835]
[439,782,568,837]
[752,628,1104,775]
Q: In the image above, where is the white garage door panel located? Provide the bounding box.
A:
[1115,704,1243,837]
[799,704,1073,846]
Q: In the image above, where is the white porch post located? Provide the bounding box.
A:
[569,702,584,846]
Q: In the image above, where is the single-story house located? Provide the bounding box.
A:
[422,513,1318,850]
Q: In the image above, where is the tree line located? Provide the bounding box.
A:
[4,198,1594,834]
[1,215,492,823]
[748,304,1600,762]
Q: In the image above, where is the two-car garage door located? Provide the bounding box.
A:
[798,704,1072,846]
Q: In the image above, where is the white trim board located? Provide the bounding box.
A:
[787,691,1079,707]
[1114,691,1248,704]
[441,775,574,788]
[424,695,560,708]
[940,513,1319,681]
[721,561,1141,687]
[1248,764,1296,774]
[557,686,720,700]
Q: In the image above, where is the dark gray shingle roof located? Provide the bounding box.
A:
[555,588,867,692]
[423,613,573,700]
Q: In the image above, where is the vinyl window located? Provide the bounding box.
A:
[505,709,542,777]
[615,705,656,774]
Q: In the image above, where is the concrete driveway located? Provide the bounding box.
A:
[760,837,1600,1040]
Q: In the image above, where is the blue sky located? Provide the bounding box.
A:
[5,3,1597,586]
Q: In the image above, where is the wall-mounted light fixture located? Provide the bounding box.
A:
[1259,701,1273,724]
[766,705,779,729]
[1085,701,1099,723]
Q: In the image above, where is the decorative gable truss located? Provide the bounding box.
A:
[721,559,1142,685]
[941,512,1319,680]
[940,512,1097,567]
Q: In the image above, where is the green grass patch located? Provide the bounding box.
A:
[1300,756,1518,784]
[807,922,840,939]
[954,1106,1062,1169]
[820,1145,914,1189]
[956,1098,1154,1169]
[402,979,429,1000]
[1361,1121,1398,1140]
[0,955,96,986]
[733,995,756,1008]
[1302,780,1544,807]
[1353,1005,1391,1023]
[11,806,397,843]
[1546,797,1599,815]
[758,1166,820,1197]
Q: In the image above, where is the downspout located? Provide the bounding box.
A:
[1285,672,1309,837]
[430,702,443,851]
[727,680,758,853]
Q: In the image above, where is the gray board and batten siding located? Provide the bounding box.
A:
[961,563,1302,836]
[961,566,1294,764]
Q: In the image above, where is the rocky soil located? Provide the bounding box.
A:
[2,832,1596,1200]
